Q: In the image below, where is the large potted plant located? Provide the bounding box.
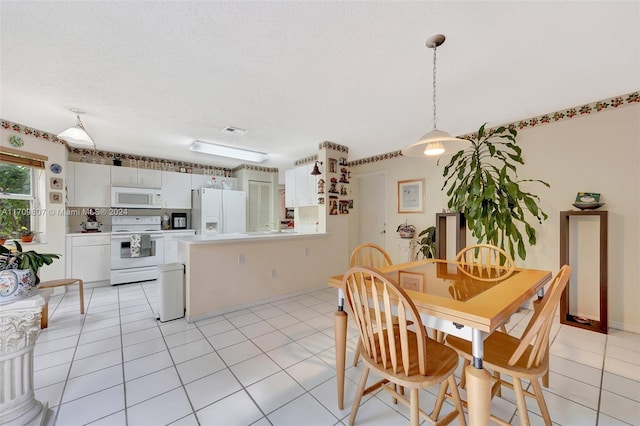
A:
[441,124,549,261]
[0,241,60,304]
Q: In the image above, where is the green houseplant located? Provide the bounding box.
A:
[441,124,549,261]
[1,241,60,284]
[414,226,436,260]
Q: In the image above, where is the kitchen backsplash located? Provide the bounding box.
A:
[67,208,190,233]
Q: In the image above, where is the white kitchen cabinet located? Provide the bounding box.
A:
[163,230,195,264]
[161,171,192,208]
[66,160,75,206]
[285,165,318,207]
[69,162,111,207]
[111,166,162,188]
[65,234,111,283]
[191,174,210,190]
[285,169,296,207]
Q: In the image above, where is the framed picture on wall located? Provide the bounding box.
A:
[50,177,63,189]
[49,192,63,204]
[398,179,424,213]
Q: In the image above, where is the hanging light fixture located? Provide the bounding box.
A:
[58,108,95,148]
[310,161,323,176]
[402,34,467,157]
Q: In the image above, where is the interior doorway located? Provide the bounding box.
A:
[354,171,387,250]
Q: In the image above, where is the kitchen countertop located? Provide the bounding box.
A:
[66,229,196,236]
[178,230,326,244]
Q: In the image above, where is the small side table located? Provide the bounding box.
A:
[435,212,466,260]
[559,210,608,334]
[0,294,49,425]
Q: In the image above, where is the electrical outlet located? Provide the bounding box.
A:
[238,253,245,264]
[304,247,309,256]
[271,269,277,278]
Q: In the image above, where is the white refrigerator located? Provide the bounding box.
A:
[192,188,247,234]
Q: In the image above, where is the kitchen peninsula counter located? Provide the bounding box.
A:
[178,230,325,244]
[179,228,348,322]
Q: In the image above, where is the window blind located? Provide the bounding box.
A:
[0,146,48,169]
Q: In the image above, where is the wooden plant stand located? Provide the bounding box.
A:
[559,210,608,334]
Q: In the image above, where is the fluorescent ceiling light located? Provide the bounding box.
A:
[190,140,268,163]
[58,108,95,148]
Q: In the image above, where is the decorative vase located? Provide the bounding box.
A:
[0,268,38,305]
[20,235,34,243]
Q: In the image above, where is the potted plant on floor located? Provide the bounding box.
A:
[0,241,60,304]
[440,123,549,261]
[414,226,436,260]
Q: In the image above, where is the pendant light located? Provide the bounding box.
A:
[402,34,467,157]
[58,108,95,148]
[310,161,323,176]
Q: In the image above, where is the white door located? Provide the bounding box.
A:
[355,172,386,249]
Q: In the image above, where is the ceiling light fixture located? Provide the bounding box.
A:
[57,108,95,148]
[401,34,467,157]
[310,161,323,176]
[190,140,268,163]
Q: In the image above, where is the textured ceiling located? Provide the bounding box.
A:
[1,1,638,173]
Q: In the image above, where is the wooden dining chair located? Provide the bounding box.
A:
[456,244,516,335]
[446,265,571,426]
[349,243,394,366]
[349,243,393,269]
[343,266,466,426]
[455,244,516,282]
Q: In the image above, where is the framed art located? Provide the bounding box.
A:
[399,271,424,292]
[50,177,63,189]
[49,192,63,204]
[398,179,424,213]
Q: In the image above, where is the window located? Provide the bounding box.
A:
[0,147,47,240]
[0,163,36,238]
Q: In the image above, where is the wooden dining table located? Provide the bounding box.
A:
[328,258,552,426]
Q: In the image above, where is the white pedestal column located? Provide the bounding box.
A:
[396,238,416,263]
[0,294,48,426]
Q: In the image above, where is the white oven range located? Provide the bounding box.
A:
[110,216,164,285]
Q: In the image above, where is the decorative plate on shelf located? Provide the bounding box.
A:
[572,202,605,210]
[50,163,62,174]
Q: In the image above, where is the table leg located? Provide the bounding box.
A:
[334,293,347,410]
[467,328,491,425]
[465,365,492,425]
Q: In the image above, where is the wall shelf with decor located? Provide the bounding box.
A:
[435,212,466,260]
[559,210,608,334]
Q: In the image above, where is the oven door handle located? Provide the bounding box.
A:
[111,233,164,240]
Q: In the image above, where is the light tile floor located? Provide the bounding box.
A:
[35,282,640,425]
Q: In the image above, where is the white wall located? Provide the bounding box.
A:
[1,129,68,281]
[349,103,640,332]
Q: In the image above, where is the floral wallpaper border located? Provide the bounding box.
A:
[1,120,65,145]
[294,154,318,167]
[350,91,640,167]
[232,164,279,174]
[4,90,638,171]
[319,141,349,153]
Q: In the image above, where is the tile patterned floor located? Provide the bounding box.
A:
[35,282,640,425]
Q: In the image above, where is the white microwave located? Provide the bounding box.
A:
[111,187,162,209]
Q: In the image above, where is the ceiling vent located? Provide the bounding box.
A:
[221,126,248,136]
